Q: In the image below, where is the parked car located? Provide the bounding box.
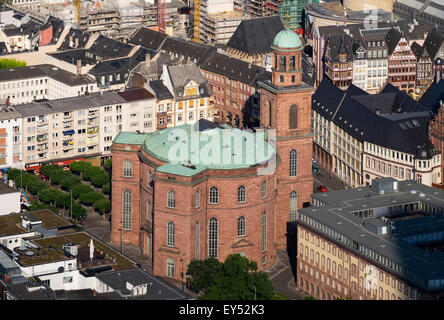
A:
[317,185,328,192]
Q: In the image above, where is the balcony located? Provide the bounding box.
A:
[87,127,99,136]
[63,130,75,136]
[88,119,99,126]
[36,135,48,142]
[63,113,73,120]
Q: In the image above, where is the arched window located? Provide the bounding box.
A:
[289,105,298,129]
[237,186,246,203]
[290,191,298,221]
[122,190,132,230]
[195,222,200,259]
[195,190,200,208]
[290,149,298,176]
[167,190,175,208]
[238,216,246,237]
[209,218,218,258]
[123,160,133,177]
[261,181,267,199]
[167,221,175,247]
[209,187,219,204]
[262,211,267,252]
[166,258,175,277]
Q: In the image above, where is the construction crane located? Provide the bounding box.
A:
[158,0,166,33]
[192,0,201,42]
[74,0,81,28]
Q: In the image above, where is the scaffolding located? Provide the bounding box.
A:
[193,0,201,42]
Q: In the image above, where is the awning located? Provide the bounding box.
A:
[63,130,75,135]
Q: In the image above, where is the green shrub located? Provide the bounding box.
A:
[0,58,26,69]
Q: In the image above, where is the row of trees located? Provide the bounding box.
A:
[7,168,86,218]
[69,161,110,194]
[187,254,274,300]
[40,164,110,214]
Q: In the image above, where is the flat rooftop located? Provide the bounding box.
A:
[0,210,72,238]
[302,178,444,288]
[33,232,136,271]
[0,182,19,195]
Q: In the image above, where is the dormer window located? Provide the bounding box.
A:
[178,89,183,97]
[199,86,204,94]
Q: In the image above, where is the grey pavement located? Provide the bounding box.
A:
[266,250,307,300]
[313,165,347,192]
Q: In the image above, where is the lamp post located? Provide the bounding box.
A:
[180,257,184,291]
[70,189,73,220]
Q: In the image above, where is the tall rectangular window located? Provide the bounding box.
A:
[262,212,267,252]
[123,190,132,230]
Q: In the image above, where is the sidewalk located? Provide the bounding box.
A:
[266,250,307,300]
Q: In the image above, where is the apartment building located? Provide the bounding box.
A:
[0,107,22,172]
[159,63,214,127]
[0,65,97,106]
[386,28,417,93]
[313,21,433,90]
[312,79,438,187]
[296,178,444,300]
[13,90,157,168]
[324,35,354,89]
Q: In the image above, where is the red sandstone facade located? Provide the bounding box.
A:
[110,29,314,281]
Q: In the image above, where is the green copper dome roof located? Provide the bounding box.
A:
[271,28,303,51]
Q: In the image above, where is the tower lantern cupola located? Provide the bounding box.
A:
[271,28,304,87]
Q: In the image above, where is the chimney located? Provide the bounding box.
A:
[76,59,82,75]
[145,53,151,68]
[248,62,251,69]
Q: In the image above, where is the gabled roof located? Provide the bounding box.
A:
[117,88,155,101]
[226,16,284,55]
[148,80,174,100]
[423,29,444,60]
[167,63,206,89]
[325,34,354,62]
[129,27,169,51]
[313,79,436,155]
[385,27,402,55]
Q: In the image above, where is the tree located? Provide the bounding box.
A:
[60,176,81,191]
[187,257,223,293]
[38,188,59,205]
[93,198,110,214]
[71,202,86,218]
[187,254,274,300]
[103,182,111,194]
[71,184,94,199]
[27,181,47,195]
[79,191,102,206]
[70,161,90,176]
[104,158,112,170]
[90,172,110,188]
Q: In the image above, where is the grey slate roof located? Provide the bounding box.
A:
[130,26,169,51]
[303,178,444,288]
[325,34,354,62]
[148,80,174,100]
[167,63,211,99]
[313,79,436,156]
[423,29,444,60]
[14,92,125,117]
[226,15,285,55]
[0,64,95,86]
[0,106,22,120]
[2,21,40,37]
[95,269,188,299]
[419,78,444,114]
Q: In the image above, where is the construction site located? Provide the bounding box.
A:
[10,0,191,40]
